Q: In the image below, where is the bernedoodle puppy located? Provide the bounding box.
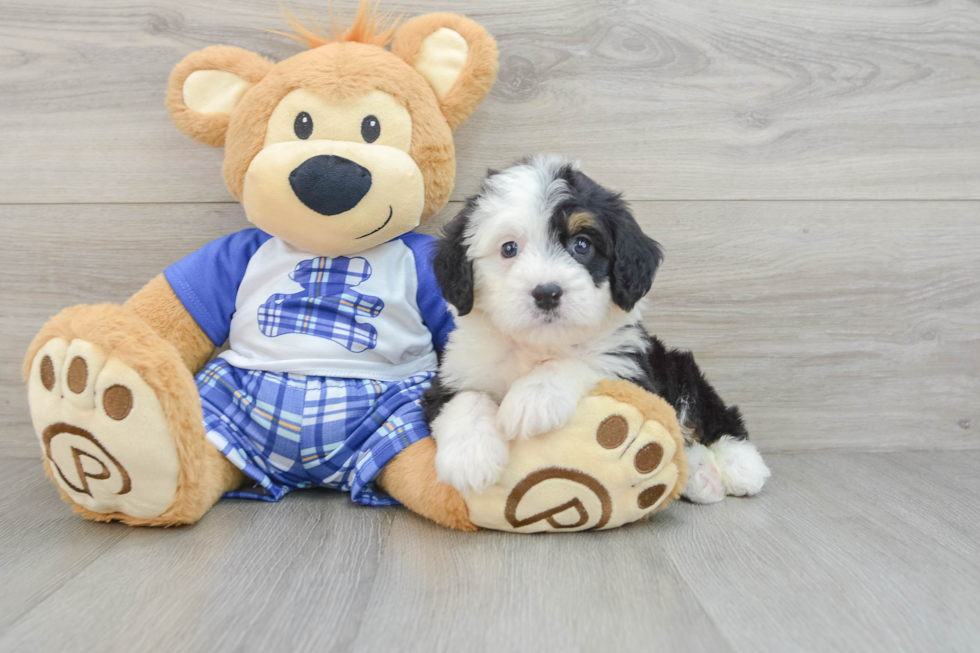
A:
[423,155,770,503]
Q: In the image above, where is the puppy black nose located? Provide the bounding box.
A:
[289,155,372,216]
[532,284,563,310]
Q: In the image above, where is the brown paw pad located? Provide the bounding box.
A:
[67,356,87,394]
[596,414,629,448]
[103,385,133,421]
[634,442,664,474]
[37,344,133,421]
[638,484,668,509]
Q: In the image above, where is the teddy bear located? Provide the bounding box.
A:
[23,2,686,532]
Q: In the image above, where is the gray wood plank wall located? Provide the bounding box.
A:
[1,0,978,458]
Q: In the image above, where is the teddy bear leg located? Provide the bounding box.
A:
[465,380,689,533]
[377,438,477,532]
[24,305,242,526]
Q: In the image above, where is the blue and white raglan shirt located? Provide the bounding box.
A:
[164,229,453,380]
[163,229,454,505]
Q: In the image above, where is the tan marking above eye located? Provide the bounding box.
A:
[568,212,596,233]
[264,89,412,152]
[67,357,87,394]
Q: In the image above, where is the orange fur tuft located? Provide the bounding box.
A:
[269,1,400,49]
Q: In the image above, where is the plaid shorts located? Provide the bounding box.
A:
[196,358,433,506]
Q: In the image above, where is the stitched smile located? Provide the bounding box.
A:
[356,206,393,240]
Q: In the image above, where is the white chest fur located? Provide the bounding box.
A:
[439,308,647,403]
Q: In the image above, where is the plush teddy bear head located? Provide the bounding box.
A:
[166,3,497,257]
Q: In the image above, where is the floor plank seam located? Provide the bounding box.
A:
[337,508,397,652]
[658,549,743,653]
[0,529,133,643]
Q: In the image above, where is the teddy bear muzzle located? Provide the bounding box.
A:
[242,139,426,258]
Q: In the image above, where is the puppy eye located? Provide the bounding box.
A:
[572,235,593,256]
[501,241,519,258]
[361,115,381,143]
[294,112,313,140]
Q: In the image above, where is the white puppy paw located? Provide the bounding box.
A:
[435,432,509,497]
[711,435,771,496]
[496,377,579,441]
[682,441,725,504]
[431,392,509,496]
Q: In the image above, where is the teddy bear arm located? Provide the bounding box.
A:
[123,273,216,374]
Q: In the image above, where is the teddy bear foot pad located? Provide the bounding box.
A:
[28,336,181,519]
[465,380,687,533]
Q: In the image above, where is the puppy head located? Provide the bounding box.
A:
[433,155,662,345]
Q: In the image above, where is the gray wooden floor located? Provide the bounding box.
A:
[2,0,979,651]
[2,452,979,652]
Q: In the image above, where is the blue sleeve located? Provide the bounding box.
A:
[401,232,456,352]
[163,229,272,346]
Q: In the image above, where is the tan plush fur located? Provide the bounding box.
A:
[377,438,476,531]
[124,274,216,373]
[270,2,399,49]
[24,305,243,526]
[591,379,690,509]
[26,5,504,529]
[166,46,273,147]
[219,42,457,221]
[392,13,500,131]
[166,6,497,220]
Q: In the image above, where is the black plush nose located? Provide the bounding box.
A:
[532,284,563,310]
[289,155,372,216]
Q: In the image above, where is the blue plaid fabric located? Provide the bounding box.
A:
[196,358,433,505]
[257,256,385,353]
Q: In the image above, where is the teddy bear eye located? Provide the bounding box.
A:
[361,115,381,143]
[294,112,313,140]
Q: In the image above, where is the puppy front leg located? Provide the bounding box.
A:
[432,391,509,496]
[496,361,598,441]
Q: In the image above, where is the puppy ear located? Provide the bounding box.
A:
[166,46,273,147]
[391,14,498,130]
[610,212,663,312]
[432,207,475,316]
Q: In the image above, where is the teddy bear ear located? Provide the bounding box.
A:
[166,46,273,147]
[391,13,499,130]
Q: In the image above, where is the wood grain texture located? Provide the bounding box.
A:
[2,453,978,652]
[2,2,979,651]
[1,0,980,203]
[349,509,732,653]
[3,201,978,456]
[0,474,395,650]
[0,459,129,633]
[653,450,980,653]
